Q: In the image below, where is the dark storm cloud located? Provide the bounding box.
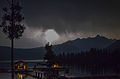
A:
[19,0,120,34]
[1,0,120,33]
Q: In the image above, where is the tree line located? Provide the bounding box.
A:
[56,48,120,65]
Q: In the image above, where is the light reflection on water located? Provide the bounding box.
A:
[0,73,34,79]
[18,73,23,79]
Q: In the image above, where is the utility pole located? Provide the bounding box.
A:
[11,0,14,79]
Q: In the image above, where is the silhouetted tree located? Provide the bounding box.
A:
[44,42,56,67]
[0,0,25,79]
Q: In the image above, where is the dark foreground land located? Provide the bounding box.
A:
[59,76,120,79]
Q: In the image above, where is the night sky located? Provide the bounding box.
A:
[0,0,120,48]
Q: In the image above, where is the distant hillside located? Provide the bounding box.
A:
[0,35,116,60]
[53,35,115,54]
[107,40,120,51]
[0,46,45,60]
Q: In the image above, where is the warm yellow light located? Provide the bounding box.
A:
[54,64,60,68]
[20,63,23,66]
[24,65,26,70]
[17,64,26,70]
[18,73,23,79]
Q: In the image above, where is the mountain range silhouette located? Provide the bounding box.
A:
[0,35,119,60]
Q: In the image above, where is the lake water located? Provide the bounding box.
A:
[0,73,34,79]
[0,60,120,79]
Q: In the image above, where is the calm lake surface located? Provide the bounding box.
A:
[0,60,120,79]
